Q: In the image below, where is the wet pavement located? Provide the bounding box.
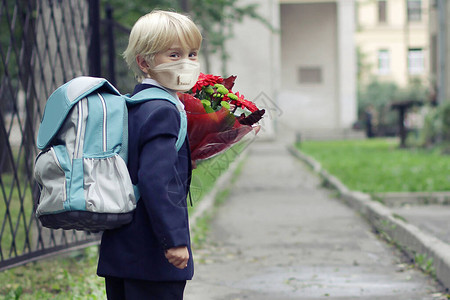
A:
[184,140,446,299]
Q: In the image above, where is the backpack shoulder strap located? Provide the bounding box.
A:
[125,87,187,152]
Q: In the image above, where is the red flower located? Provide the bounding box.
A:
[191,73,223,93]
[231,92,259,113]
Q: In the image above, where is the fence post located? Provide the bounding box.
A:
[105,4,116,86]
[88,0,101,77]
[180,0,190,12]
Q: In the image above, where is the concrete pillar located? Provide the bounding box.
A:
[447,1,450,102]
[337,0,357,128]
[436,0,447,104]
[222,0,280,139]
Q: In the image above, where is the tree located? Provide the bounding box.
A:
[102,0,273,74]
[189,0,273,74]
[358,78,429,137]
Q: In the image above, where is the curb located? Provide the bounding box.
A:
[189,149,249,229]
[374,191,450,207]
[288,145,450,290]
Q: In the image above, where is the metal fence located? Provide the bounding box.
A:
[0,0,131,271]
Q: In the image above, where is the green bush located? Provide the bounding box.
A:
[418,101,450,151]
[419,106,441,147]
[358,78,428,137]
[442,101,450,141]
[357,80,398,136]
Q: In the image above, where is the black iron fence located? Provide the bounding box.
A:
[0,0,131,271]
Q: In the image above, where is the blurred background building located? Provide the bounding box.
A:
[355,0,430,87]
[220,0,358,140]
[221,0,448,140]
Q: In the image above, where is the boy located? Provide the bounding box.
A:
[97,10,202,299]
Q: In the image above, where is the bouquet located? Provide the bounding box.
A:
[178,73,265,161]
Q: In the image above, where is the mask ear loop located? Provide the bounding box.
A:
[136,54,156,80]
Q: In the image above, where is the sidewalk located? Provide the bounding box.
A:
[184,140,446,300]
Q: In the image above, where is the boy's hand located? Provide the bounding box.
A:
[165,246,189,269]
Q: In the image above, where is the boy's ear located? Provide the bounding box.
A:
[136,55,150,73]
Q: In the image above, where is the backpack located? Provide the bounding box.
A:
[33,76,187,231]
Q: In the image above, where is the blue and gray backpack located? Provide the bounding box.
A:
[33,76,187,231]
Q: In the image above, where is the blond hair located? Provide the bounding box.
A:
[123,10,202,82]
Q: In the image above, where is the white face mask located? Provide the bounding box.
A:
[150,59,200,92]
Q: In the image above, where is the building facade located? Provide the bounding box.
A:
[356,0,430,87]
[279,0,357,137]
[220,0,358,139]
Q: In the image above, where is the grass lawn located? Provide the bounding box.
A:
[0,174,34,260]
[0,143,247,299]
[0,247,105,300]
[188,141,247,214]
[296,138,450,193]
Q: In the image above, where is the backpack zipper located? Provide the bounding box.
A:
[74,99,85,158]
[97,93,107,152]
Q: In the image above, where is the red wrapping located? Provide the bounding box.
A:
[178,93,253,161]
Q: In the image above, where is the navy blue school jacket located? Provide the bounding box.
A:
[97,84,193,281]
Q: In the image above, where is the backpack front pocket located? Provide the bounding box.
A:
[34,147,67,216]
[83,154,136,213]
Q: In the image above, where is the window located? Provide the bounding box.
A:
[298,67,322,84]
[408,48,424,74]
[407,0,422,22]
[378,0,387,23]
[378,49,390,75]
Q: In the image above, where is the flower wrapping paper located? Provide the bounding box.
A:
[178,93,253,161]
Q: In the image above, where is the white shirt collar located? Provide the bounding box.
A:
[141,78,184,109]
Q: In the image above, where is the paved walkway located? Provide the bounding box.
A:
[184,140,446,300]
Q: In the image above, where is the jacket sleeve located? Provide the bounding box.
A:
[136,101,190,249]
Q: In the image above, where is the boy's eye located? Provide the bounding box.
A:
[189,51,198,58]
